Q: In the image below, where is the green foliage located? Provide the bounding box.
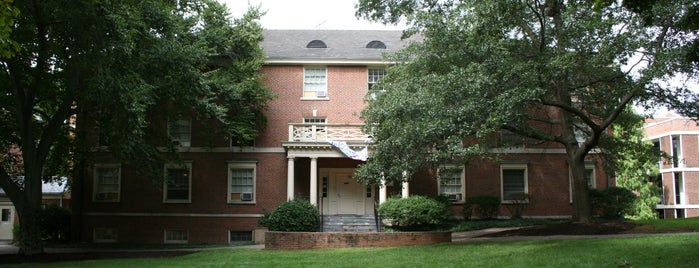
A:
[0,0,272,254]
[260,199,319,232]
[590,187,637,218]
[355,0,698,223]
[38,206,71,242]
[465,195,501,219]
[378,195,450,230]
[0,0,19,58]
[606,111,661,220]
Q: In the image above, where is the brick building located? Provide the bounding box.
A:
[78,30,611,244]
[644,113,699,218]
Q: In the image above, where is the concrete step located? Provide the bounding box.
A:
[322,215,378,232]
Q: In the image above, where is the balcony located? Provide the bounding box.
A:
[288,123,370,142]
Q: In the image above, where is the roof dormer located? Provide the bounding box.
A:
[306,40,327,48]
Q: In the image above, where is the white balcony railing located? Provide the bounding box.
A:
[288,123,370,142]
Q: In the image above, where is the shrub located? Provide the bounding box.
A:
[502,192,529,219]
[590,187,637,218]
[39,205,71,242]
[260,199,319,232]
[465,195,501,219]
[378,195,450,231]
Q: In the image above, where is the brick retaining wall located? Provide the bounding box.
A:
[265,231,452,250]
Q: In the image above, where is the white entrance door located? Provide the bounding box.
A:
[0,206,14,240]
[333,172,365,215]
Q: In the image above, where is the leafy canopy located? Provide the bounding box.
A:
[355,0,698,222]
[0,0,272,255]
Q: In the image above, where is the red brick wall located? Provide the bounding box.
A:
[83,216,260,244]
[265,231,451,250]
[258,65,369,146]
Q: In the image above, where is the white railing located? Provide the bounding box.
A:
[288,123,370,142]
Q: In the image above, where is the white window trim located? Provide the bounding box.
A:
[168,118,192,147]
[437,165,465,203]
[93,164,121,203]
[302,66,329,100]
[163,162,193,203]
[164,229,188,244]
[500,164,528,203]
[367,68,386,90]
[227,161,257,204]
[674,172,685,205]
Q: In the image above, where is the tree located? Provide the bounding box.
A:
[355,0,698,223]
[0,0,272,255]
[606,111,661,220]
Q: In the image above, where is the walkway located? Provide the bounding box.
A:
[2,230,698,256]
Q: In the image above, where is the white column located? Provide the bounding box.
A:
[401,181,409,198]
[401,171,409,198]
[379,179,387,204]
[310,157,318,205]
[287,157,295,200]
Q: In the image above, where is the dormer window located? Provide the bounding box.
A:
[306,40,327,48]
[366,40,386,49]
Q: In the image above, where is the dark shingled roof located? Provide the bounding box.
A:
[261,30,417,62]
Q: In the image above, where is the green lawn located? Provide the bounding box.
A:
[6,234,699,268]
[5,217,698,267]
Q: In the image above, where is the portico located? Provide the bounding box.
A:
[283,123,408,214]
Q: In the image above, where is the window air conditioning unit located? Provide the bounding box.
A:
[96,192,109,200]
[447,194,461,202]
[240,193,253,201]
[316,90,327,97]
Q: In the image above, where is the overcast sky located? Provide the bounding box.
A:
[223,0,405,30]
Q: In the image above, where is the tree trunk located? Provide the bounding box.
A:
[15,203,44,255]
[570,156,592,223]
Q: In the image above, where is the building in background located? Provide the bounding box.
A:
[78,30,612,244]
[644,113,699,218]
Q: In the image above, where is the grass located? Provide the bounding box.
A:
[5,234,699,267]
[42,241,254,250]
[631,217,699,233]
[5,217,697,267]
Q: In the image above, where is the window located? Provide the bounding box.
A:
[94,164,121,202]
[303,67,327,99]
[653,140,661,169]
[366,40,387,49]
[1,209,10,222]
[584,167,595,189]
[438,167,464,202]
[322,177,328,198]
[168,118,191,147]
[501,164,528,202]
[368,68,386,91]
[163,163,192,203]
[569,165,596,202]
[164,229,188,244]
[306,40,327,48]
[229,231,253,242]
[671,136,681,167]
[228,161,257,203]
[674,172,684,204]
[94,228,118,242]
